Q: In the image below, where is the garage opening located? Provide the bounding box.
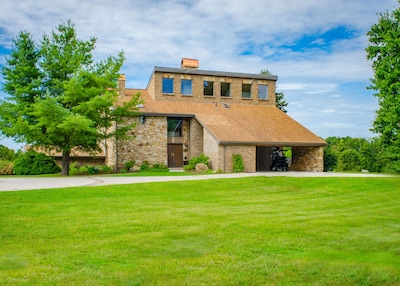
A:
[256,146,292,171]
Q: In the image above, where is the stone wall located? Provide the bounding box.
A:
[116,116,167,169]
[290,146,324,172]
[151,72,276,106]
[189,118,203,159]
[218,145,256,173]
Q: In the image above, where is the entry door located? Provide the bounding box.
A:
[168,144,183,168]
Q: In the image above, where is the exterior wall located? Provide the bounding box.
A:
[203,129,219,171]
[151,72,276,106]
[116,116,167,169]
[146,72,156,99]
[290,146,324,172]
[218,145,256,173]
[189,118,203,159]
[105,124,117,170]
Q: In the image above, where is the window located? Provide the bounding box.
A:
[162,78,174,94]
[221,82,231,97]
[242,83,252,98]
[181,79,192,95]
[258,84,268,100]
[167,118,182,137]
[203,80,214,96]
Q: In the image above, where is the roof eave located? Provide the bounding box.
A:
[219,141,327,147]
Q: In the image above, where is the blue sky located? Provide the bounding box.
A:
[0,0,398,150]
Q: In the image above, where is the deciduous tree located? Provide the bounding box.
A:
[366,3,400,172]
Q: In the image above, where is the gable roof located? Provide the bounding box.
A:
[121,89,326,147]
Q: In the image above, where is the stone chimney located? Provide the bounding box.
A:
[118,74,126,96]
[181,58,199,69]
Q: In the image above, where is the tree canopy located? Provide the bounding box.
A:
[366,3,400,172]
[0,21,142,175]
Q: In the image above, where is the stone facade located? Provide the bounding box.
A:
[115,117,167,169]
[290,146,324,172]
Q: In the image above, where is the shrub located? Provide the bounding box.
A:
[232,154,245,172]
[336,149,361,172]
[184,153,209,171]
[124,160,135,171]
[148,163,169,172]
[0,160,13,175]
[140,160,150,171]
[69,162,80,176]
[13,151,60,175]
[100,165,112,173]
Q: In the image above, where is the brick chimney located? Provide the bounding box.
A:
[181,58,199,69]
[118,74,126,96]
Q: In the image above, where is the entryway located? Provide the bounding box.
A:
[167,144,183,168]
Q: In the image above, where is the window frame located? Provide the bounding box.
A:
[167,118,183,137]
[203,80,214,96]
[220,82,231,97]
[162,77,174,94]
[258,84,268,100]
[242,83,252,99]
[181,79,192,96]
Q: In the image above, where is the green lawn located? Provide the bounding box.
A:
[0,177,399,285]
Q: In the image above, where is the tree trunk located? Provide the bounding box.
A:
[61,150,70,176]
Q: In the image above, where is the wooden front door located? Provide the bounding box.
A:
[168,144,183,168]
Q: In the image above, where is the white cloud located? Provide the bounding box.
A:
[0,0,397,149]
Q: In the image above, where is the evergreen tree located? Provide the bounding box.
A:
[0,21,142,175]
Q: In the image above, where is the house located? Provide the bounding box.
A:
[105,58,326,172]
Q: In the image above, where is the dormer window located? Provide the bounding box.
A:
[204,80,214,96]
[221,82,231,97]
[181,79,192,95]
[162,78,174,94]
[258,84,268,100]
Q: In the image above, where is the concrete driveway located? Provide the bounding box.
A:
[0,172,395,192]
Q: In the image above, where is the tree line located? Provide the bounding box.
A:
[323,136,395,173]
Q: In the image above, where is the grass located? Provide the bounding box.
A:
[0,177,399,285]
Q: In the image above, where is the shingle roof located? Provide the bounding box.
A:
[122,89,326,146]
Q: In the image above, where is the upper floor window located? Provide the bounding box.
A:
[203,80,214,96]
[181,79,192,95]
[221,82,231,97]
[162,78,174,94]
[242,83,252,98]
[258,84,268,100]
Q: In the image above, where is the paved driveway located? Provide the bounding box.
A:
[0,172,395,192]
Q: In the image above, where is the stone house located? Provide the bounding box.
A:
[105,58,326,172]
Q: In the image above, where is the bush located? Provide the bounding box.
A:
[70,162,113,175]
[124,160,135,171]
[140,160,150,171]
[184,153,209,171]
[13,151,60,175]
[148,163,169,172]
[0,160,13,175]
[232,154,245,172]
[336,149,361,172]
